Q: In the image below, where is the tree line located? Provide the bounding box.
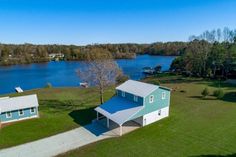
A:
[171,28,236,79]
[0,42,185,65]
[189,27,236,43]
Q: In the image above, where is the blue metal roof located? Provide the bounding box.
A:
[95,96,143,125]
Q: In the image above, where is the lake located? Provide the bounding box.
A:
[0,55,175,94]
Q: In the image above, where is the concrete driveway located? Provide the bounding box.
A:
[0,122,116,157]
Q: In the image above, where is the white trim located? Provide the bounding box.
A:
[133,95,138,102]
[122,91,125,97]
[1,115,39,124]
[149,95,154,103]
[107,118,110,128]
[30,107,36,114]
[168,91,171,107]
[6,111,12,118]
[18,109,24,116]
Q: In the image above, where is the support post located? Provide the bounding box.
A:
[120,125,122,136]
[96,112,99,121]
[107,118,109,128]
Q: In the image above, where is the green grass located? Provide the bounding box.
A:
[58,76,236,157]
[0,87,114,149]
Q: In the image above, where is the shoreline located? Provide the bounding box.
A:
[0,54,178,67]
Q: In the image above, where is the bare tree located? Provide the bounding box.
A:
[77,48,121,104]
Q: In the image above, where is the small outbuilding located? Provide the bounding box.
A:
[95,80,171,136]
[0,94,39,126]
[15,87,24,93]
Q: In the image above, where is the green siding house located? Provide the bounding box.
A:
[0,94,39,126]
[95,80,171,135]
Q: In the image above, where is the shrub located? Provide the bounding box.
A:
[213,88,224,99]
[45,83,52,88]
[148,79,161,85]
[201,87,209,98]
[180,90,187,93]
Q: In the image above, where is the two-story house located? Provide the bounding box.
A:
[95,80,171,135]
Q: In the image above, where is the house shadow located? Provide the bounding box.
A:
[191,154,236,157]
[189,96,216,100]
[69,108,110,136]
[69,107,96,126]
[222,92,236,103]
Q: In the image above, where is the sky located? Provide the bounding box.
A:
[0,0,236,45]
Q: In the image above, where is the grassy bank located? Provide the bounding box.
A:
[0,87,114,149]
[58,76,236,157]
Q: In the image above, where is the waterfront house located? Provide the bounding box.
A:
[95,80,171,135]
[0,94,39,126]
[48,53,64,60]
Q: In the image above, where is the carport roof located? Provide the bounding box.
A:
[95,96,143,126]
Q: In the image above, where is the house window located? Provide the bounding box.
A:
[162,92,166,99]
[30,107,35,114]
[158,110,161,116]
[18,109,24,116]
[6,111,12,118]
[134,95,138,102]
[149,95,154,103]
[122,91,125,97]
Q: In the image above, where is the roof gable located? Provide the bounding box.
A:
[116,80,159,97]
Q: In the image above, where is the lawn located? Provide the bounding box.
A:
[0,87,114,149]
[58,76,236,157]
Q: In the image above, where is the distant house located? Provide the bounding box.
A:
[0,94,39,125]
[48,53,64,60]
[95,80,171,135]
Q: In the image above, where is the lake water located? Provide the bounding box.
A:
[0,55,175,94]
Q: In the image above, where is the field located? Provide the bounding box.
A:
[0,87,114,149]
[58,76,236,157]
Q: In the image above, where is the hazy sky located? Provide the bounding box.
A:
[0,0,236,45]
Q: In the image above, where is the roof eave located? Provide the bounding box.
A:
[159,86,172,91]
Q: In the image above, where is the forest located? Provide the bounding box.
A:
[0,42,185,65]
[0,27,236,80]
[171,27,236,79]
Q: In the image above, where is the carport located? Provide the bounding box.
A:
[95,96,143,136]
